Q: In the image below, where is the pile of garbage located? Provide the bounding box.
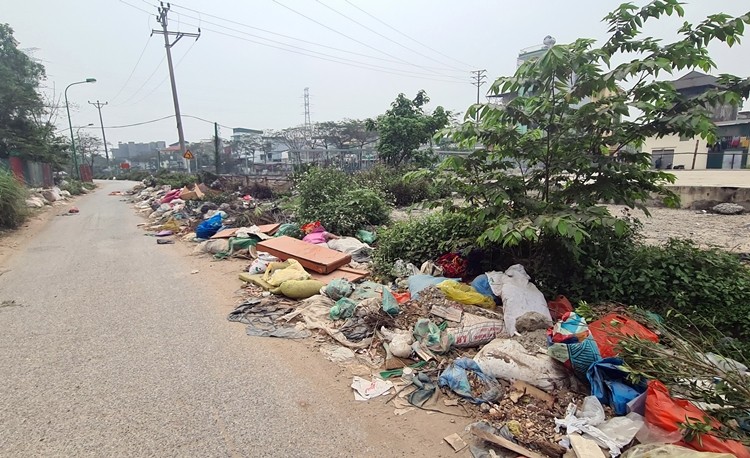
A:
[126,180,750,458]
[25,186,74,208]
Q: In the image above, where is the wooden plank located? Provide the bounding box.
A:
[210,228,238,239]
[309,267,369,285]
[470,425,545,458]
[443,433,467,452]
[257,223,281,236]
[511,380,555,408]
[257,236,351,274]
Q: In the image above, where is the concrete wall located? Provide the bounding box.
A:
[659,185,750,210]
[642,134,709,169]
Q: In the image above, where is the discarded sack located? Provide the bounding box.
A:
[324,278,354,301]
[262,259,310,287]
[475,338,570,392]
[271,279,325,300]
[330,297,358,320]
[436,280,496,309]
[447,312,506,348]
[192,239,230,255]
[487,265,552,335]
[622,444,736,458]
[589,313,658,358]
[439,357,503,404]
[248,252,279,275]
[643,380,750,458]
[547,312,602,378]
[380,326,413,358]
[547,295,574,321]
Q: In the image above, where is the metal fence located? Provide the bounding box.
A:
[0,157,54,187]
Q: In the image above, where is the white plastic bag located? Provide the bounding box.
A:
[486,265,552,335]
[248,252,279,275]
[380,326,413,358]
[474,338,569,391]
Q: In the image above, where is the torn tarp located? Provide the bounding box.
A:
[228,298,311,339]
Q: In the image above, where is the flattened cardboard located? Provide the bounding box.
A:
[256,236,351,274]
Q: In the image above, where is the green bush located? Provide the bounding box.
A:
[296,167,390,235]
[61,180,85,195]
[0,168,27,229]
[115,170,151,182]
[355,165,448,207]
[372,212,481,276]
[153,170,196,188]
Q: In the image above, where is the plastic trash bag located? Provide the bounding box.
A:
[381,289,399,316]
[589,313,658,358]
[622,444,736,458]
[643,380,750,458]
[439,357,503,404]
[578,396,606,426]
[470,274,497,301]
[413,318,453,353]
[248,252,279,275]
[355,229,376,244]
[408,275,455,300]
[330,297,357,320]
[195,213,224,239]
[380,326,413,358]
[487,265,552,335]
[437,280,496,309]
[587,357,645,415]
[324,278,354,301]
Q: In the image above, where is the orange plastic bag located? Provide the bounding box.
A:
[547,295,573,321]
[589,313,658,358]
[644,380,750,458]
[392,291,411,304]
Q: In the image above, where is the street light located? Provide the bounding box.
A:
[65,78,96,179]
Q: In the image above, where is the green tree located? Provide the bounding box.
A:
[0,23,57,162]
[367,90,450,166]
[428,1,750,248]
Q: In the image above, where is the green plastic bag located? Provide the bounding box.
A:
[330,297,357,320]
[382,289,399,316]
[356,229,377,244]
[275,223,303,239]
[413,318,454,353]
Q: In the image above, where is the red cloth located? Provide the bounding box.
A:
[435,253,467,279]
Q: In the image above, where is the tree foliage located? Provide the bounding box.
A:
[0,24,69,165]
[424,1,750,249]
[367,90,450,166]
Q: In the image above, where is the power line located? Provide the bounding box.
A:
[270,0,454,75]
[128,1,466,82]
[343,0,476,69]
[166,1,464,74]
[109,37,152,103]
[314,0,467,72]
[176,22,467,83]
[119,39,197,107]
[110,55,166,106]
[79,113,232,130]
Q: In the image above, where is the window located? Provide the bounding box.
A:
[651,148,675,169]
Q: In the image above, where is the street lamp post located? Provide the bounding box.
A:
[65,78,96,179]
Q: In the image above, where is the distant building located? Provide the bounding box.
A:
[642,71,749,170]
[112,141,166,160]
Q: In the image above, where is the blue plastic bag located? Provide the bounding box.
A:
[470,274,497,301]
[438,357,503,404]
[587,357,645,415]
[195,213,224,239]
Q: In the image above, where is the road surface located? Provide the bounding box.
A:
[0,181,452,457]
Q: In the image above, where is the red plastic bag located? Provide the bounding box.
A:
[644,380,750,458]
[547,295,573,321]
[392,291,411,304]
[588,313,658,358]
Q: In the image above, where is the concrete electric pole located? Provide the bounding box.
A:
[88,100,110,169]
[152,2,200,159]
[471,69,487,121]
[303,87,312,147]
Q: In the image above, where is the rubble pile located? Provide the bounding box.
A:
[124,179,750,458]
[25,186,74,208]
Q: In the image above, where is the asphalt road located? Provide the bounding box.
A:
[0,181,428,457]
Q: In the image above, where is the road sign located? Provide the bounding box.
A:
[183,149,194,160]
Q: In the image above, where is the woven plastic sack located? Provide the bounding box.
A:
[262,259,310,287]
[272,279,326,300]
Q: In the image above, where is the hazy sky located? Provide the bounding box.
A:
[4,0,749,147]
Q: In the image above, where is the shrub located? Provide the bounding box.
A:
[153,171,196,188]
[61,180,85,195]
[0,168,27,229]
[356,165,448,207]
[372,212,481,276]
[296,167,390,235]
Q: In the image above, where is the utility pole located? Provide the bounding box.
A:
[152,2,200,161]
[214,122,220,174]
[303,87,312,147]
[471,69,487,121]
[88,100,110,169]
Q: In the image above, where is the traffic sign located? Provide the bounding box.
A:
[183,149,194,160]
